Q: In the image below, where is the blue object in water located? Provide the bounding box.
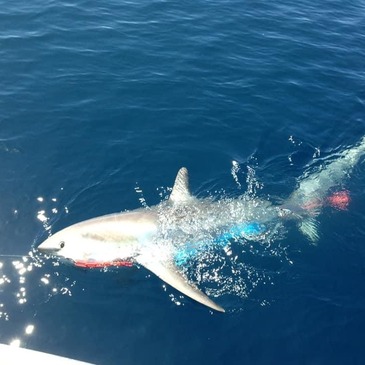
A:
[174,222,266,266]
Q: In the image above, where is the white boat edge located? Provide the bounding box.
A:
[0,344,96,365]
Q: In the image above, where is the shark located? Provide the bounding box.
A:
[38,135,365,312]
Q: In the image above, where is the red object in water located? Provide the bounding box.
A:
[74,260,134,268]
[301,198,323,211]
[326,190,351,210]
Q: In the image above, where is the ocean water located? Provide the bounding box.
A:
[1,0,365,363]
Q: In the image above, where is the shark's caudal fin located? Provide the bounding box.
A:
[169,167,193,203]
[136,252,225,312]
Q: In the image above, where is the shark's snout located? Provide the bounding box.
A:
[38,237,65,254]
[38,245,59,254]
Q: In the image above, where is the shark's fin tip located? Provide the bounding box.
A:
[136,251,224,312]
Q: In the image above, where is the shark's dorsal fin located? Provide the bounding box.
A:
[136,252,225,312]
[169,167,192,203]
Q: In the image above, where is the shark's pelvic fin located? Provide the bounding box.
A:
[169,167,193,203]
[299,217,319,244]
[136,252,225,312]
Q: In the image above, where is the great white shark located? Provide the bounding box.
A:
[38,136,365,312]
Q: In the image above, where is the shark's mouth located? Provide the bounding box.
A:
[73,259,134,268]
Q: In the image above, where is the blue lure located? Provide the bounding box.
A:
[174,222,266,266]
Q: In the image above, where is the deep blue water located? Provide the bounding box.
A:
[1,0,365,363]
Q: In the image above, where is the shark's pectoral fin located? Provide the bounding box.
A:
[135,253,225,313]
[299,217,319,244]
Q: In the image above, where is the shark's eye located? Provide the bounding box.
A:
[59,241,65,249]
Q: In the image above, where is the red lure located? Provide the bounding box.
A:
[302,190,350,212]
[326,190,351,210]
